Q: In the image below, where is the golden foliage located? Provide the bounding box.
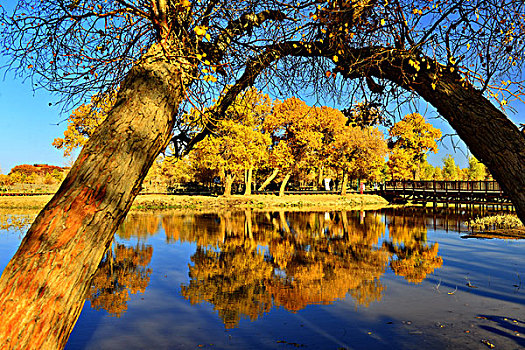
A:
[88,243,153,317]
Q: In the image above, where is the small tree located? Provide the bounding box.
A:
[466,156,487,181]
[388,113,442,180]
[442,155,458,181]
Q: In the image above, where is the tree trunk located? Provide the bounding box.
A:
[279,172,291,197]
[223,173,235,196]
[258,168,279,191]
[244,167,253,195]
[341,172,349,196]
[0,43,191,349]
[317,167,324,189]
[337,47,525,222]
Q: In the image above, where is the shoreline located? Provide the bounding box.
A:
[0,193,390,212]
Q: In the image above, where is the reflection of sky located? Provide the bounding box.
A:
[2,210,525,349]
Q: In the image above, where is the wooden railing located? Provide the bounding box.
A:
[384,180,502,193]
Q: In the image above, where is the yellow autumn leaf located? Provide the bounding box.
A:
[194,25,207,36]
[333,55,339,62]
[203,75,217,82]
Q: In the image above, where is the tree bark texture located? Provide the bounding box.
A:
[0,44,191,349]
[258,169,279,191]
[279,172,291,197]
[337,47,525,222]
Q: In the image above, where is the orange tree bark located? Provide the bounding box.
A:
[0,44,192,350]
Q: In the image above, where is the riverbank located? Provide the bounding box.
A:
[0,193,390,212]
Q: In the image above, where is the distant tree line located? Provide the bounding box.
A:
[0,164,68,190]
[49,88,488,196]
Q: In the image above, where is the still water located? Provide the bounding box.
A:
[1,208,524,349]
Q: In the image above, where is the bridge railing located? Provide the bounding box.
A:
[384,180,502,192]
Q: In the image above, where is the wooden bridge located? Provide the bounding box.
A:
[376,180,512,209]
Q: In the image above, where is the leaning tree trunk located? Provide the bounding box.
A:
[279,172,291,197]
[258,168,279,191]
[244,167,253,195]
[0,43,191,350]
[341,172,349,196]
[337,46,525,222]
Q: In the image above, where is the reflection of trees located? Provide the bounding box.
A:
[385,208,443,284]
[0,212,36,233]
[181,242,273,329]
[181,211,394,328]
[114,209,443,327]
[387,242,442,284]
[117,212,160,240]
[88,243,153,317]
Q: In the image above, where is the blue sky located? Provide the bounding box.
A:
[1,73,524,173]
[0,0,523,174]
[0,76,69,174]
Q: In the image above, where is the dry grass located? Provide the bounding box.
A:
[130,193,389,211]
[0,193,389,211]
[0,195,53,210]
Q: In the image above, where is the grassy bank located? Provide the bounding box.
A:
[0,193,389,211]
[131,193,389,210]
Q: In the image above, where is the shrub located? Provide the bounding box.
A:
[468,214,524,231]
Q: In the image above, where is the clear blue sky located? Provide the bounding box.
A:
[1,73,524,173]
[0,75,70,174]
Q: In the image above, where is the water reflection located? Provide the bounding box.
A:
[105,209,442,328]
[0,210,36,233]
[2,206,518,348]
[88,243,153,317]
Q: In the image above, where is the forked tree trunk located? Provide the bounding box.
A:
[258,168,279,191]
[223,173,236,196]
[244,167,253,195]
[341,173,349,196]
[279,172,291,197]
[0,43,191,349]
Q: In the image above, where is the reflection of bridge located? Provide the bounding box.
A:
[377,180,512,209]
